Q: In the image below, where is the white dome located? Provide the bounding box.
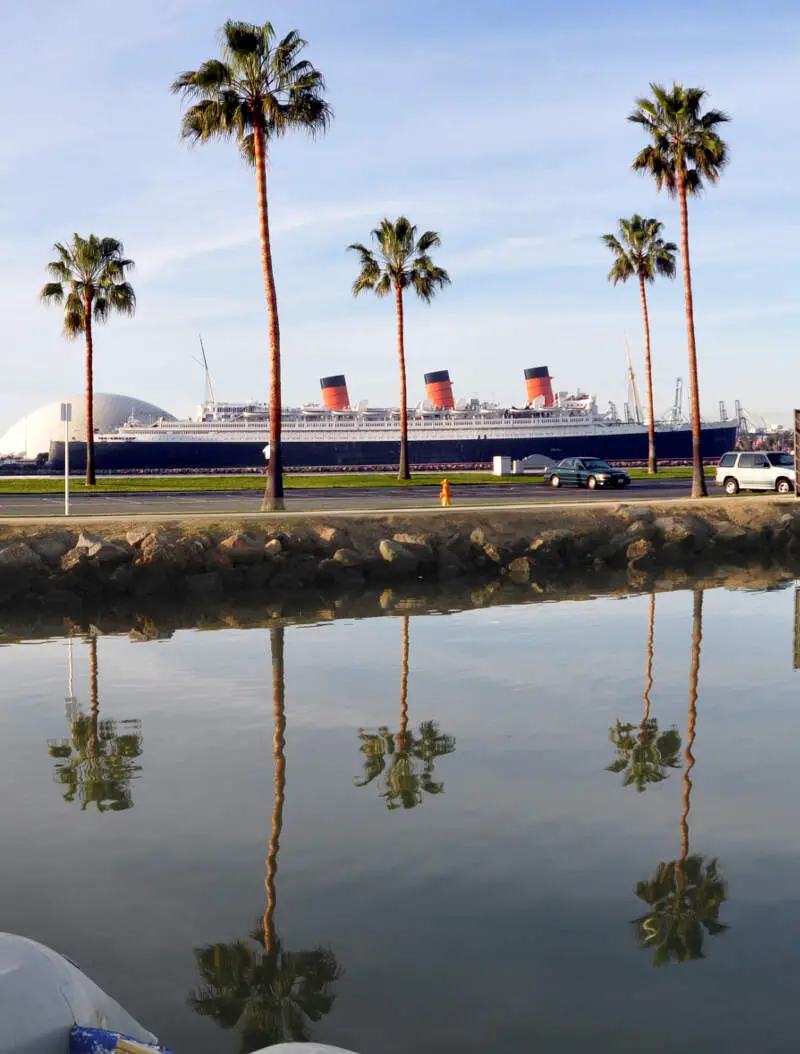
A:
[0,394,176,459]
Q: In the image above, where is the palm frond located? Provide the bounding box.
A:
[40,282,64,305]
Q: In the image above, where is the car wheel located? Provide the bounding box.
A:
[776,477,793,494]
[724,477,739,495]
[587,476,598,490]
[550,475,561,488]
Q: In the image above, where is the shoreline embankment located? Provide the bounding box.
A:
[0,498,798,614]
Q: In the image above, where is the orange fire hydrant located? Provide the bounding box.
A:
[440,479,452,507]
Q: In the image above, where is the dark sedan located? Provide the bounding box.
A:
[544,457,631,490]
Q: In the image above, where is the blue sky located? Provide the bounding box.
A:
[1,0,798,428]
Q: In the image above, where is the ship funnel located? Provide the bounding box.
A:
[524,366,554,408]
[424,370,455,410]
[320,374,350,410]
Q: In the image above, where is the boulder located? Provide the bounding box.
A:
[30,533,77,566]
[506,556,533,584]
[627,537,657,568]
[315,525,350,550]
[126,526,153,548]
[75,531,132,566]
[437,549,467,580]
[264,538,283,558]
[218,531,266,565]
[482,542,505,565]
[378,539,420,573]
[0,542,45,570]
[615,504,655,526]
[60,547,90,573]
[332,548,364,568]
[712,522,752,551]
[470,528,486,546]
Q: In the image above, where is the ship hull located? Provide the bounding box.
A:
[48,423,737,472]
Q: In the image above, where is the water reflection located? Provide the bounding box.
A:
[632,591,729,965]
[189,627,342,1052]
[607,593,682,792]
[356,615,456,810]
[47,636,143,812]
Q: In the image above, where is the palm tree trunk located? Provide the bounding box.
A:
[88,635,99,756]
[254,127,284,512]
[397,615,410,751]
[678,176,707,498]
[395,284,410,481]
[678,590,702,889]
[640,592,655,743]
[83,292,96,487]
[264,627,286,955]
[638,274,657,475]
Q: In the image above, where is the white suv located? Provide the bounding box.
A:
[715,451,795,495]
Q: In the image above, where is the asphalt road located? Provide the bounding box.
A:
[0,478,717,517]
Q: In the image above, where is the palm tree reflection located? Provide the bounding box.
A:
[47,635,142,812]
[189,627,341,1052]
[633,591,728,964]
[356,615,455,809]
[607,593,682,792]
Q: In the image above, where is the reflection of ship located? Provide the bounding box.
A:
[46,366,738,471]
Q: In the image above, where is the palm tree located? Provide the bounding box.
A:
[633,591,728,963]
[189,626,341,1051]
[629,83,730,498]
[47,636,143,811]
[602,217,677,474]
[172,20,332,511]
[348,218,451,480]
[607,593,682,791]
[356,615,456,808]
[40,235,135,485]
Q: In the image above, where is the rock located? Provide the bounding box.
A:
[30,533,76,566]
[482,542,505,565]
[627,537,656,568]
[615,505,655,525]
[470,528,486,546]
[528,529,573,567]
[315,525,350,550]
[332,548,363,568]
[506,556,533,584]
[264,538,283,558]
[283,555,319,586]
[218,531,266,565]
[74,531,132,566]
[203,547,233,572]
[0,542,45,570]
[60,547,90,573]
[108,565,134,589]
[712,522,751,551]
[625,519,658,541]
[126,526,153,548]
[378,539,420,573]
[40,588,82,606]
[437,549,466,580]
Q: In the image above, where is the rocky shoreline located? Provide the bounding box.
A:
[1,499,799,610]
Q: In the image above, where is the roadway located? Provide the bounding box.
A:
[0,478,715,517]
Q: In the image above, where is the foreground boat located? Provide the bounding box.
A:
[46,366,737,473]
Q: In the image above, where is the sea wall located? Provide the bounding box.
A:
[1,498,799,610]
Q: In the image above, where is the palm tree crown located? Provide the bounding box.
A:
[40,234,135,336]
[349,218,450,302]
[629,83,730,195]
[602,216,677,286]
[170,20,331,159]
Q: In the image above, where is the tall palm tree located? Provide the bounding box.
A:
[40,235,135,485]
[47,636,143,811]
[356,615,456,808]
[172,20,332,511]
[607,593,682,791]
[629,83,730,498]
[602,217,677,474]
[348,218,451,480]
[633,591,728,963]
[190,626,341,1051]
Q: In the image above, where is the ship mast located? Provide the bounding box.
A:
[198,335,216,404]
[624,335,643,425]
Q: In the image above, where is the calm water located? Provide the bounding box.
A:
[2,584,800,1053]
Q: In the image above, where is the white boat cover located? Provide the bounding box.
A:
[0,933,159,1054]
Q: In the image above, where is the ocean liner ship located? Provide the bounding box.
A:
[47,366,737,472]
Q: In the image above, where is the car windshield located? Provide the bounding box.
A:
[583,459,612,470]
[767,452,794,467]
